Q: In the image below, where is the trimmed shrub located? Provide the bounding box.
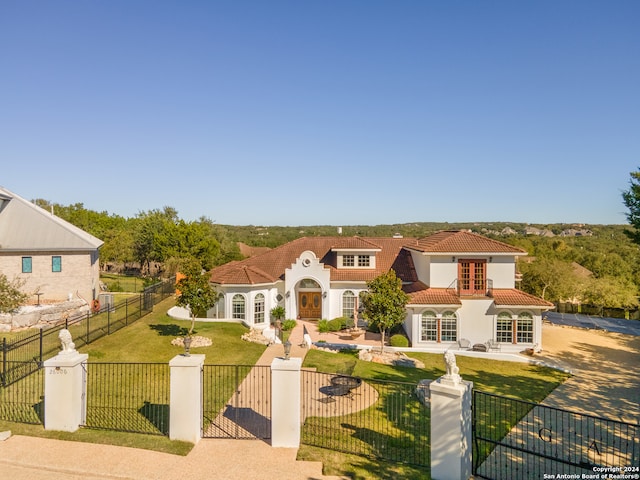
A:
[282,319,297,331]
[330,316,353,330]
[318,319,330,333]
[389,334,409,347]
[327,318,343,332]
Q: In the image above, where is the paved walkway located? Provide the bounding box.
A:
[0,435,346,480]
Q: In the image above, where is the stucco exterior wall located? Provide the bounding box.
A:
[0,250,99,303]
[486,256,517,288]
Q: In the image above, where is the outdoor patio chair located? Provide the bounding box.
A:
[457,338,471,350]
[485,339,501,352]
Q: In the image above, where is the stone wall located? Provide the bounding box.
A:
[0,300,89,332]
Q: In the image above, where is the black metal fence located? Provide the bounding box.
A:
[1,277,175,387]
[300,371,430,467]
[202,365,271,439]
[82,362,170,435]
[473,390,640,479]
[0,366,44,424]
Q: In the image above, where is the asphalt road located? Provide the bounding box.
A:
[544,311,640,336]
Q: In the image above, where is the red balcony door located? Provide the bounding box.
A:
[458,260,486,295]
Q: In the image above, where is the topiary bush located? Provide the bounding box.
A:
[389,334,409,347]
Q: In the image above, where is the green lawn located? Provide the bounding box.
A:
[0,297,267,455]
[297,348,569,479]
[1,302,569,477]
[100,273,146,293]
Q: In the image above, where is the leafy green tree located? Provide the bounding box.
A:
[175,259,217,335]
[582,276,638,311]
[519,257,582,302]
[622,168,640,246]
[0,274,29,313]
[360,270,409,350]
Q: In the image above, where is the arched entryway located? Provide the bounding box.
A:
[297,278,322,319]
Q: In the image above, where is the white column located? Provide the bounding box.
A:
[169,354,205,444]
[44,352,88,432]
[270,357,302,448]
[430,377,473,480]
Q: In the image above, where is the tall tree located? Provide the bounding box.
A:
[360,270,409,350]
[519,257,583,302]
[622,168,640,246]
[175,259,217,335]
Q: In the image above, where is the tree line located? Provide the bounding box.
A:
[25,167,640,314]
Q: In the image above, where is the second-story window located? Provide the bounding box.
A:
[343,255,355,267]
[458,259,486,295]
[357,255,370,267]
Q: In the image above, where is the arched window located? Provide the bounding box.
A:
[342,290,356,319]
[441,311,458,342]
[496,312,513,343]
[517,312,534,343]
[254,294,265,324]
[420,311,437,341]
[420,311,457,342]
[232,294,245,320]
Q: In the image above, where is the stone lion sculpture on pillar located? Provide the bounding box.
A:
[443,350,462,385]
[58,329,76,354]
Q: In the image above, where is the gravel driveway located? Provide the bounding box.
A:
[536,322,640,424]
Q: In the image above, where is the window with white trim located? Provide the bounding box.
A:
[343,255,355,267]
[420,311,438,341]
[517,312,534,343]
[496,312,513,343]
[420,310,457,342]
[441,311,458,342]
[342,290,356,319]
[254,293,265,324]
[357,255,370,267]
[232,294,245,320]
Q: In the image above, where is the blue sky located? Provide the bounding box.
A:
[1,1,638,226]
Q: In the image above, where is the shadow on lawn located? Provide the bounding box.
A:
[149,324,190,337]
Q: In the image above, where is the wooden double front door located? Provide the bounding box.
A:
[298,291,322,319]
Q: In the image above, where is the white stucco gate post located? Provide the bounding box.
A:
[169,353,205,444]
[429,352,473,480]
[270,356,302,447]
[44,331,88,432]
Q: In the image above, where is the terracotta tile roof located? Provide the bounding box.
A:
[404,282,462,305]
[491,289,555,308]
[406,230,526,255]
[330,237,382,250]
[210,236,417,285]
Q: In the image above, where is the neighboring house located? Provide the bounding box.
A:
[209,231,553,352]
[0,186,103,304]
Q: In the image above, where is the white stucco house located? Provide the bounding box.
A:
[209,231,553,352]
[0,186,103,304]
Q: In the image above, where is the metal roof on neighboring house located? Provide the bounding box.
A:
[0,186,104,252]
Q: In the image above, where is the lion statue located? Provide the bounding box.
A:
[58,329,76,354]
[443,350,461,384]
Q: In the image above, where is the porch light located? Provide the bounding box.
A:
[283,339,292,360]
[451,256,456,262]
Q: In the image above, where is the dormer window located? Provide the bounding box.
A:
[339,254,374,268]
